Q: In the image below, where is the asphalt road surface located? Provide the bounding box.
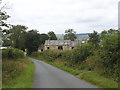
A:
[29,58,98,88]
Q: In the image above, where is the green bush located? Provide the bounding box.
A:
[99,33,119,81]
[31,52,41,57]
[2,48,24,59]
[61,43,93,65]
[41,50,63,62]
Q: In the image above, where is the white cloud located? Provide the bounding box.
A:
[2,0,119,34]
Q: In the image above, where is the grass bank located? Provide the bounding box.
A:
[31,56,118,89]
[2,57,35,88]
[79,72,118,88]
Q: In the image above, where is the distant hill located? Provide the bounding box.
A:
[56,33,90,41]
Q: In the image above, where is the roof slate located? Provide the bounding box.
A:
[45,40,81,47]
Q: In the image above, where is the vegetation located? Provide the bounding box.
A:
[88,31,100,49]
[2,48,24,59]
[3,25,28,50]
[31,29,119,88]
[64,29,77,41]
[48,31,57,40]
[25,30,41,54]
[0,4,10,30]
[2,57,35,88]
[79,72,118,88]
[1,1,119,88]
[2,48,35,88]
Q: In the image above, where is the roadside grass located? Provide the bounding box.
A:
[2,57,35,88]
[31,56,118,89]
[79,72,118,88]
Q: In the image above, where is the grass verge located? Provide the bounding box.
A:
[2,57,35,88]
[79,71,118,88]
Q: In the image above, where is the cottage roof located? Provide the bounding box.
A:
[45,40,81,47]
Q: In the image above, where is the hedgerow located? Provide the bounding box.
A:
[2,48,24,59]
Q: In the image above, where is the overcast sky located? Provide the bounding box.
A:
[1,0,119,34]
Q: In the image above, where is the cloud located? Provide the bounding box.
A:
[2,0,119,33]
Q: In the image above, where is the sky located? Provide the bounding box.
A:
[1,0,119,34]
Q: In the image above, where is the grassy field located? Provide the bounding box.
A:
[31,56,118,89]
[2,57,35,88]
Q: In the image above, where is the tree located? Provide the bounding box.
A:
[64,29,77,41]
[0,1,10,48]
[0,1,10,30]
[25,30,41,55]
[88,31,100,48]
[40,34,49,44]
[48,31,57,40]
[100,30,107,39]
[108,29,119,34]
[4,25,28,51]
[99,33,119,80]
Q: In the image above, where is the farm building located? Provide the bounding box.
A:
[44,40,82,51]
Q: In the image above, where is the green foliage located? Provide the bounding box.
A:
[2,25,28,51]
[40,34,49,44]
[99,33,119,81]
[48,31,57,40]
[72,43,93,64]
[84,51,103,72]
[31,29,119,83]
[31,52,41,57]
[40,50,62,62]
[64,29,77,41]
[25,30,41,55]
[2,57,35,88]
[2,48,24,59]
[88,31,100,48]
[0,11,10,30]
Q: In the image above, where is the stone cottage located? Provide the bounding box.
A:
[44,40,81,51]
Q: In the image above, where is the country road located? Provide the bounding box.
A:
[29,57,99,88]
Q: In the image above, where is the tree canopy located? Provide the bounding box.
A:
[48,31,57,40]
[25,30,41,54]
[64,29,77,41]
[88,31,100,48]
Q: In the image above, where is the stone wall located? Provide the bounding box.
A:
[44,45,73,51]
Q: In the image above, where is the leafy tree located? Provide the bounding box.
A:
[4,25,28,51]
[40,34,49,44]
[64,29,77,41]
[48,31,57,40]
[99,33,119,80]
[88,31,100,48]
[25,30,41,55]
[0,2,10,48]
[0,1,10,30]
[108,29,119,34]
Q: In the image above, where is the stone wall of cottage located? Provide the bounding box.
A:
[44,45,73,51]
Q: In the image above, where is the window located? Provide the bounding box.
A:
[41,49,43,51]
[47,47,50,49]
[58,46,63,50]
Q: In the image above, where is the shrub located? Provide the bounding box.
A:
[41,50,63,62]
[70,43,93,64]
[2,48,24,59]
[99,33,119,81]
[31,52,41,57]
